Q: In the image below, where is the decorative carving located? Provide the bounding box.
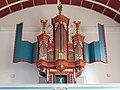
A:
[57,1,63,15]
[73,21,81,34]
[40,19,48,33]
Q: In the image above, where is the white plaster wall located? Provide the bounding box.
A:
[0,5,120,84]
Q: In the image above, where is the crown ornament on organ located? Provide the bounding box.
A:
[57,0,63,16]
[73,21,81,34]
[40,19,48,33]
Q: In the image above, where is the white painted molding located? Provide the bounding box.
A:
[0,0,29,11]
[85,0,120,15]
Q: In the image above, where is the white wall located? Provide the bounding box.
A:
[0,5,120,84]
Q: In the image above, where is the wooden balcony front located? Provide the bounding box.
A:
[36,59,86,68]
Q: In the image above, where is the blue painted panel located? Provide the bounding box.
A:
[84,24,107,63]
[16,23,22,42]
[88,42,100,62]
[14,23,36,63]
[94,42,101,60]
[85,44,90,62]
[89,42,95,62]
[20,42,33,61]
[32,43,37,61]
[14,23,23,60]
[99,25,106,61]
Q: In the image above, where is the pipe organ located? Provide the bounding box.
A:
[36,13,86,83]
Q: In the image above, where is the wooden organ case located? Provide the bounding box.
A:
[36,1,86,84]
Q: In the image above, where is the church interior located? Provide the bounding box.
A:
[0,0,120,90]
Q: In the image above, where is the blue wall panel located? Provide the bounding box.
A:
[13,23,36,63]
[85,44,90,62]
[99,25,106,61]
[89,42,95,62]
[94,42,101,60]
[32,43,37,61]
[84,24,107,63]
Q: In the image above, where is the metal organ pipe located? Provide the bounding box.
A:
[55,24,67,59]
[60,24,62,52]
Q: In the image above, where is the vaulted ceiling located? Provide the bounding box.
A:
[0,0,120,23]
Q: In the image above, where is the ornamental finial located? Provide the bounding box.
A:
[57,0,63,15]
[40,19,48,33]
[73,21,81,34]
